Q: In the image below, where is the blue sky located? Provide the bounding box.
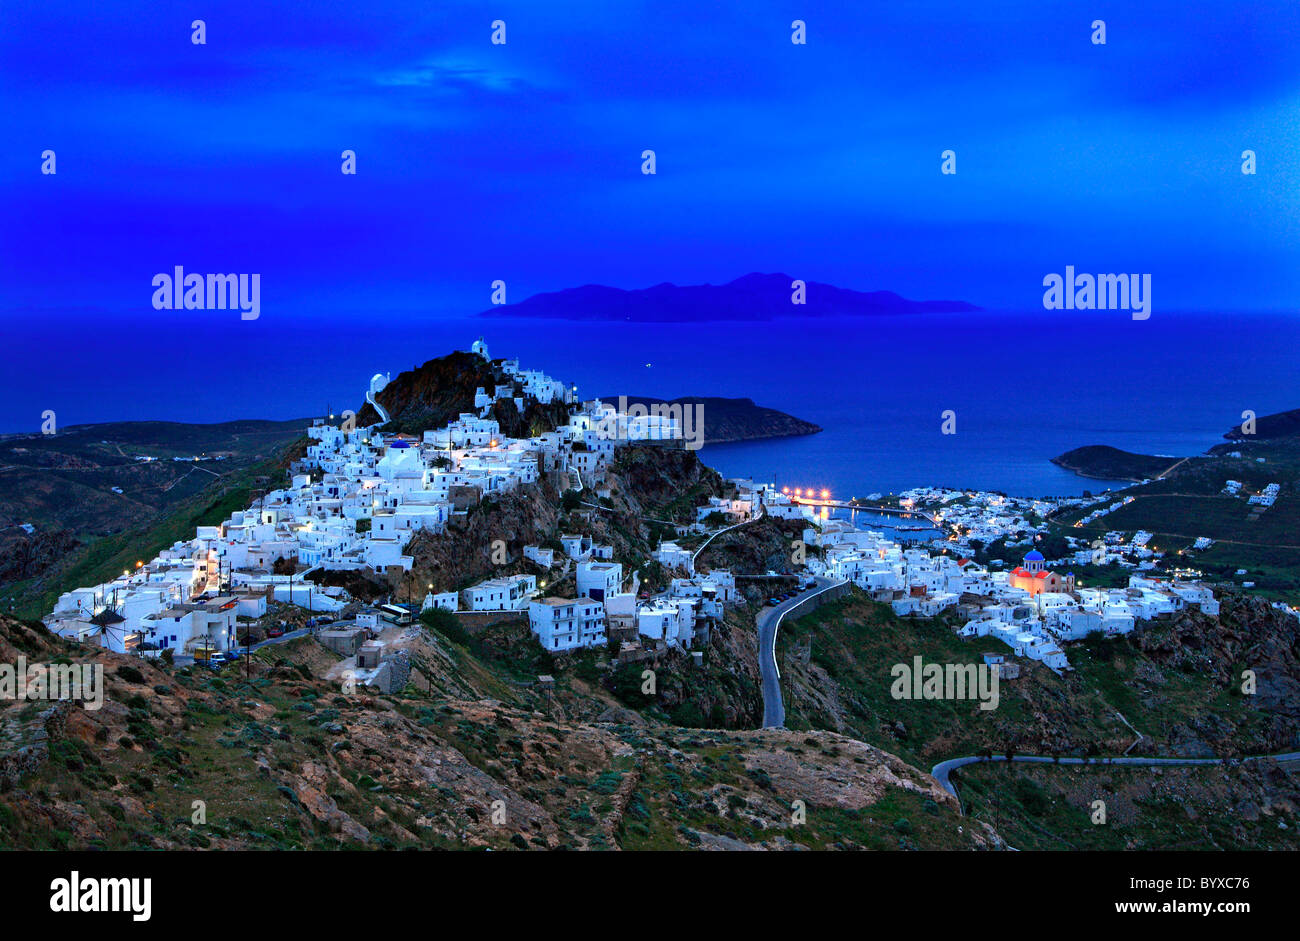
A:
[2,0,1298,318]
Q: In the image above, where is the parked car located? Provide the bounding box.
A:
[266,626,285,638]
[766,597,781,606]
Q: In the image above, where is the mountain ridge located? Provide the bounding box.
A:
[480,272,980,322]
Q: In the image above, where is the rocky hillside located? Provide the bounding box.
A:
[595,604,767,729]
[957,760,1298,851]
[0,615,1000,851]
[696,515,809,576]
[779,591,1300,763]
[0,528,80,584]
[772,591,1300,849]
[1125,593,1300,746]
[387,444,724,605]
[354,351,571,438]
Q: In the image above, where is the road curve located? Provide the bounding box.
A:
[931,751,1300,812]
[756,576,844,729]
[692,505,765,572]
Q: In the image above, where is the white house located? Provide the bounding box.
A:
[560,534,592,561]
[461,574,537,611]
[523,545,556,568]
[576,561,623,602]
[528,597,607,651]
[654,541,694,572]
[421,590,459,612]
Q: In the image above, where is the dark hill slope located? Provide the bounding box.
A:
[602,396,821,444]
[354,351,570,437]
[0,612,997,851]
[1050,445,1181,482]
[1225,407,1300,441]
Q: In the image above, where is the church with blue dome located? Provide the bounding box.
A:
[1009,548,1073,597]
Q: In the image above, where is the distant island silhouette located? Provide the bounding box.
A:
[479,272,979,322]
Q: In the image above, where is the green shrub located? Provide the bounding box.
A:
[115,665,145,684]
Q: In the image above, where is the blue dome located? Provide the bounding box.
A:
[1024,550,1044,562]
[389,440,410,449]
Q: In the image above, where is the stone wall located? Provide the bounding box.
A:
[780,581,852,625]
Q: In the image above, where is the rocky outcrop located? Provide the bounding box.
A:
[0,529,81,583]
[402,475,564,596]
[1130,594,1300,754]
[355,351,572,437]
[696,516,808,577]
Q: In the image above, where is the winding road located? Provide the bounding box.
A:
[756,576,844,729]
[691,505,765,572]
[931,750,1300,813]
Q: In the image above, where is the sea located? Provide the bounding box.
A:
[3,309,1296,499]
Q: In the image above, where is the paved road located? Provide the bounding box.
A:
[175,625,314,667]
[931,751,1300,811]
[691,506,765,572]
[756,576,843,729]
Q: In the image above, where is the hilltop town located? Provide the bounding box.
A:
[36,339,1279,691]
[4,340,1298,852]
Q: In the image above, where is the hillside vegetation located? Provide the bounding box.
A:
[777,592,1298,768]
[0,615,997,851]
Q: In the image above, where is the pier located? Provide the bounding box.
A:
[788,497,945,529]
